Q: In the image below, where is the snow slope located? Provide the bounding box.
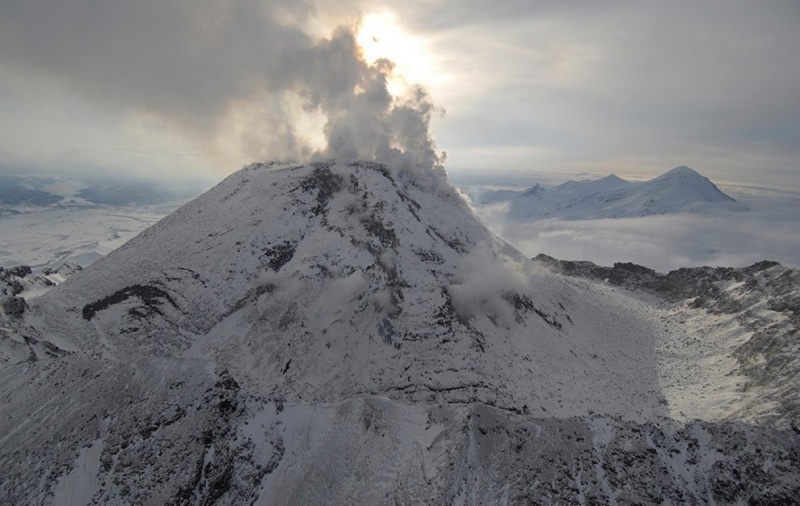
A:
[1,161,798,504]
[480,165,746,220]
[15,161,668,419]
[535,254,800,429]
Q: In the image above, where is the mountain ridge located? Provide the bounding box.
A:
[534,253,800,429]
[479,165,746,220]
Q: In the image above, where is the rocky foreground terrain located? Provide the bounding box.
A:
[535,253,800,431]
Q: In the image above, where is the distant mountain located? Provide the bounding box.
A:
[1,161,798,504]
[479,166,746,220]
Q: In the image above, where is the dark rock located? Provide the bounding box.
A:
[1,296,27,317]
[82,284,178,321]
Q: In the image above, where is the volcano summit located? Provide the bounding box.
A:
[1,161,799,504]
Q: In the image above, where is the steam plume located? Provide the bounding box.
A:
[0,0,444,173]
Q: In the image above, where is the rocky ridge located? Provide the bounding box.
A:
[535,254,800,430]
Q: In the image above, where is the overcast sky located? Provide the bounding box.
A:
[1,1,799,189]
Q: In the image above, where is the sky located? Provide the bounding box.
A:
[1,1,799,190]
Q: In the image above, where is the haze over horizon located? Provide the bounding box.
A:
[1,1,799,190]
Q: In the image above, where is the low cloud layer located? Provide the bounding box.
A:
[0,0,442,175]
[475,190,800,273]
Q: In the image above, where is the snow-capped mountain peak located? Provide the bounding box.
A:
[19,161,657,417]
[636,165,739,212]
[658,165,700,177]
[593,173,630,188]
[2,161,798,504]
[479,165,745,220]
[522,182,544,196]
[648,165,734,194]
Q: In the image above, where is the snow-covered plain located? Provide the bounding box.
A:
[0,204,180,270]
[1,161,799,503]
[0,171,197,271]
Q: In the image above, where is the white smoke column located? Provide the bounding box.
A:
[0,0,444,175]
[285,27,445,177]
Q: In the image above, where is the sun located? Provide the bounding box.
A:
[356,12,438,95]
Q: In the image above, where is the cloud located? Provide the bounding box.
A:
[0,0,443,176]
[415,2,800,187]
[448,245,526,328]
[1,1,798,190]
[476,190,800,273]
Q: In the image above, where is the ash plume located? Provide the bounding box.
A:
[0,0,444,174]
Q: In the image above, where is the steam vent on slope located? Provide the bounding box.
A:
[2,161,799,504]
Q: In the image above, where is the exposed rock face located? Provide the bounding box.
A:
[0,296,27,318]
[1,162,798,504]
[1,262,83,362]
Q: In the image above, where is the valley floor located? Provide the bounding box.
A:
[572,280,761,425]
[0,203,180,271]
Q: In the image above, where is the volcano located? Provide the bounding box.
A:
[1,161,798,504]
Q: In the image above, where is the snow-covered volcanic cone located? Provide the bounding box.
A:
[2,161,798,504]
